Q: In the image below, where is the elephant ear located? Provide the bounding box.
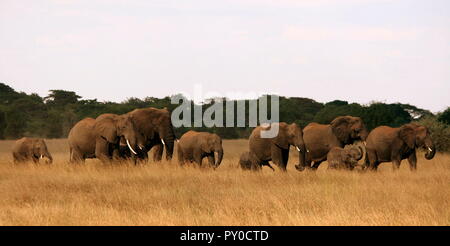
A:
[96,120,118,143]
[331,116,351,144]
[30,139,40,156]
[398,125,416,149]
[271,123,289,149]
[200,134,214,153]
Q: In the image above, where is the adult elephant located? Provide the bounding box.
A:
[123,107,176,162]
[12,137,53,164]
[177,131,223,167]
[248,122,306,171]
[68,114,143,163]
[365,123,435,171]
[295,116,368,171]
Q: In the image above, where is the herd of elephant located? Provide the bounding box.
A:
[11,107,436,172]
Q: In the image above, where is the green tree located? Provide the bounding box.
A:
[362,103,411,130]
[4,109,27,138]
[44,90,81,108]
[416,116,450,152]
[438,107,450,125]
[0,107,6,139]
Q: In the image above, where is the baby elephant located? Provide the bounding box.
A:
[239,151,274,171]
[177,131,223,168]
[327,145,363,170]
[12,137,53,164]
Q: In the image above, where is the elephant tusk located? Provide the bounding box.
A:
[428,147,433,152]
[296,146,301,152]
[306,149,310,153]
[138,145,144,150]
[40,155,43,159]
[126,139,138,155]
[161,139,165,145]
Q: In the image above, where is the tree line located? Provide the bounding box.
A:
[1,82,449,151]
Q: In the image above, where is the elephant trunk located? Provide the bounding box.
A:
[295,144,308,172]
[297,144,306,172]
[161,126,175,161]
[215,148,224,167]
[41,150,53,164]
[424,142,436,160]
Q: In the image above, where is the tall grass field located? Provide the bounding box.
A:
[0,139,448,225]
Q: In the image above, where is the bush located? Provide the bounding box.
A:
[416,116,450,152]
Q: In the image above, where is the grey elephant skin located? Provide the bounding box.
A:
[177,131,223,167]
[296,116,368,171]
[121,107,176,163]
[248,122,306,171]
[327,145,363,170]
[365,123,436,171]
[68,113,143,163]
[12,137,53,164]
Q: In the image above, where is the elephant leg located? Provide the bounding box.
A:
[95,139,112,164]
[177,148,185,166]
[392,158,401,171]
[281,149,289,171]
[152,144,163,162]
[407,152,417,171]
[70,148,85,164]
[311,160,323,170]
[193,149,203,166]
[261,160,275,171]
[367,150,378,171]
[271,147,288,172]
[207,153,215,167]
[112,148,122,162]
[142,151,149,163]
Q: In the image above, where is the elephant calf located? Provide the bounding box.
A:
[327,145,363,170]
[12,137,53,164]
[239,151,274,171]
[177,131,223,168]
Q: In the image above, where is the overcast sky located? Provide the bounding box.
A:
[1,0,449,112]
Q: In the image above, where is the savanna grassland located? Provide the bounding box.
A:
[0,139,448,226]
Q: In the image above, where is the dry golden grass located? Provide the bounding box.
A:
[0,139,448,226]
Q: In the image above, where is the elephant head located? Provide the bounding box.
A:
[154,108,177,160]
[130,107,176,160]
[96,114,144,155]
[117,115,146,155]
[272,122,306,168]
[399,123,435,160]
[32,139,53,164]
[331,116,368,146]
[200,133,223,167]
[344,144,364,169]
[345,144,364,161]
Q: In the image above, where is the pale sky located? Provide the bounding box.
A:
[1,0,449,112]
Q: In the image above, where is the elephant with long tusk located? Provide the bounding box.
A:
[118,107,177,164]
[68,113,145,164]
